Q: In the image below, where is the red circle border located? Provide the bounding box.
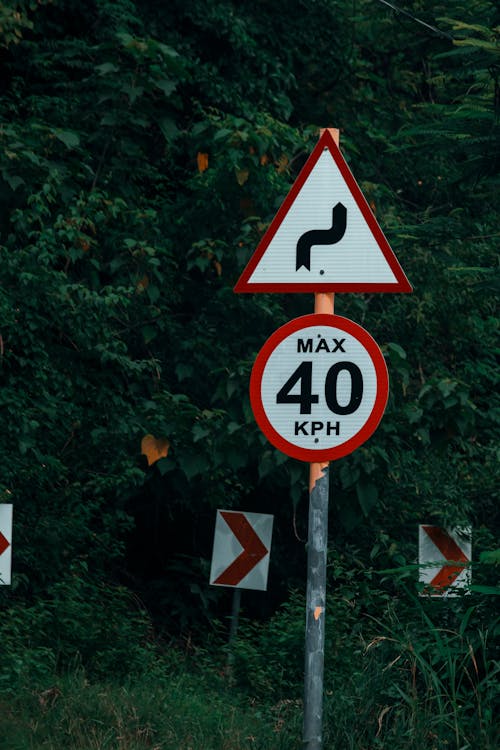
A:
[249,314,389,462]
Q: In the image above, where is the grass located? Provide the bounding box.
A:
[0,594,498,749]
[0,669,302,750]
[319,608,500,750]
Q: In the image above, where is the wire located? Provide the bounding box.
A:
[373,0,455,41]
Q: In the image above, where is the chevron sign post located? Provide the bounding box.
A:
[210,510,273,591]
[419,525,471,597]
[0,504,13,586]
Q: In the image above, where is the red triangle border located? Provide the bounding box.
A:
[234,129,412,294]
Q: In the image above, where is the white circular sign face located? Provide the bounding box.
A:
[250,314,388,462]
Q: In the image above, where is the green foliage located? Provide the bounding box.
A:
[229,590,306,697]
[348,605,500,750]
[0,664,301,749]
[0,563,155,693]
[227,573,499,748]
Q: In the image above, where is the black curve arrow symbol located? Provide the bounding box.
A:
[296,202,347,271]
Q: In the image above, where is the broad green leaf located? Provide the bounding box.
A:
[356,480,378,517]
[95,62,119,75]
[480,550,500,565]
[53,130,80,148]
[154,78,176,97]
[469,585,500,595]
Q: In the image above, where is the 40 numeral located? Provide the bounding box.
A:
[276,361,363,415]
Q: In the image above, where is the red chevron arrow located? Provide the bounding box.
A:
[0,531,10,557]
[214,511,268,586]
[422,525,469,592]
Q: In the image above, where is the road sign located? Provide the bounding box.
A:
[234,128,412,294]
[0,504,13,586]
[210,510,273,590]
[419,525,471,597]
[250,314,388,462]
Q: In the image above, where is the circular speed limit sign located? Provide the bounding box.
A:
[250,314,388,462]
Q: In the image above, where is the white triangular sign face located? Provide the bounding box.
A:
[234,130,412,293]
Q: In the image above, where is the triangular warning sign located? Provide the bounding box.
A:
[234,129,412,293]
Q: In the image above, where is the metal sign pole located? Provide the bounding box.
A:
[226,587,241,675]
[303,461,330,749]
[302,130,339,750]
[303,287,335,750]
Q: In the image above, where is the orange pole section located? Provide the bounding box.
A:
[309,128,339,493]
[314,293,334,315]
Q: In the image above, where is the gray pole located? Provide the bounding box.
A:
[302,269,335,749]
[226,587,241,676]
[303,464,329,750]
[228,587,241,648]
